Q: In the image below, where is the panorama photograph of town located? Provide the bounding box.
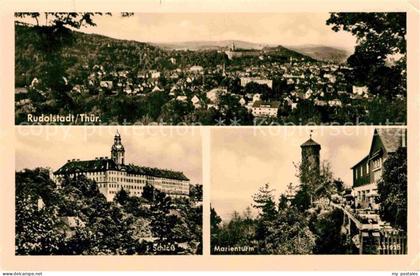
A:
[15,12,406,125]
[211,127,407,255]
[15,127,203,255]
[11,10,411,261]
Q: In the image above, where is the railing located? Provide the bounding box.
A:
[331,202,380,230]
[331,202,407,255]
[378,230,407,255]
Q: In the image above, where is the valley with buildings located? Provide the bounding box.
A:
[14,13,406,125]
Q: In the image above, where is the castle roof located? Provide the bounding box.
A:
[54,158,189,181]
[55,159,118,174]
[300,138,320,147]
[124,164,189,181]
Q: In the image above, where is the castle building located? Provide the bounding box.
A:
[351,128,406,210]
[54,131,190,201]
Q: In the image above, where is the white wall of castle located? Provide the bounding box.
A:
[56,170,190,202]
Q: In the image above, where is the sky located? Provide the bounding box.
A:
[211,127,376,221]
[18,13,357,52]
[15,126,202,184]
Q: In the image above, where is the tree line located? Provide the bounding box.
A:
[15,168,202,255]
[211,148,407,254]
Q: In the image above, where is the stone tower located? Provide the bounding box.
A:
[300,132,321,176]
[111,130,125,165]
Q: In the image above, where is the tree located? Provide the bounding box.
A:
[56,175,139,255]
[211,210,257,254]
[149,190,178,252]
[14,12,133,112]
[377,147,407,231]
[242,206,254,220]
[327,13,406,99]
[16,13,107,104]
[311,209,348,254]
[189,184,203,202]
[210,206,223,254]
[217,93,253,124]
[15,13,134,29]
[211,207,222,234]
[15,168,59,206]
[15,168,68,255]
[15,168,201,255]
[252,183,277,220]
[251,183,277,245]
[244,82,272,100]
[264,207,316,254]
[289,100,322,124]
[141,183,156,202]
[292,184,312,212]
[159,99,193,124]
[327,13,406,58]
[114,188,130,206]
[296,160,337,209]
[278,194,289,210]
[333,179,345,194]
[15,170,137,255]
[15,196,66,255]
[365,94,406,124]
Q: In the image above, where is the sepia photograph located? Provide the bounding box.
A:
[15,127,203,255]
[0,0,419,272]
[210,127,407,255]
[14,12,406,125]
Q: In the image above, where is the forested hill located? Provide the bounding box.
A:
[287,45,350,64]
[15,23,170,86]
[15,23,311,87]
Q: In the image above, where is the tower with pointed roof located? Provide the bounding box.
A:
[111,130,125,165]
[300,131,321,176]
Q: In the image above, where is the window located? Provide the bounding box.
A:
[372,158,382,170]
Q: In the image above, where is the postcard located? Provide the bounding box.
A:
[0,0,419,272]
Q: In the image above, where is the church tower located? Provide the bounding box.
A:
[300,131,321,176]
[111,130,125,165]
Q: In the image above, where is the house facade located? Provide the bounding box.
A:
[351,128,406,210]
[251,101,280,118]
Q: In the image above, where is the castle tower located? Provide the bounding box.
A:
[300,131,321,176]
[111,130,125,165]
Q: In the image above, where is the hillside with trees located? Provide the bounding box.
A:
[16,168,202,255]
[211,162,349,255]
